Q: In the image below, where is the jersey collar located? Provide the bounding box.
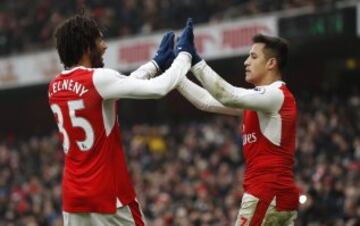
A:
[61,66,92,75]
[256,80,285,88]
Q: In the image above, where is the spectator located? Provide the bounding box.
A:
[0,0,344,56]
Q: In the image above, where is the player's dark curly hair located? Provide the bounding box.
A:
[54,15,101,68]
[252,34,288,73]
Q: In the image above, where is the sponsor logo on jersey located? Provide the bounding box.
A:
[243,132,257,145]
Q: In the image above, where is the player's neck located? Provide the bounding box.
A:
[254,72,282,86]
[71,55,92,69]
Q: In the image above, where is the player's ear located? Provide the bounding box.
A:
[266,58,277,70]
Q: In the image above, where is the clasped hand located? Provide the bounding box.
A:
[152,18,202,72]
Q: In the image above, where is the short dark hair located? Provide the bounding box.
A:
[252,34,288,73]
[54,15,101,68]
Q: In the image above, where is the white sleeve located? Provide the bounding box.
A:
[128,61,158,79]
[177,78,242,116]
[191,60,283,113]
[93,52,191,100]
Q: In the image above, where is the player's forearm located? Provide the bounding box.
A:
[144,52,191,98]
[128,61,158,79]
[96,52,191,99]
[191,60,240,106]
[177,78,241,116]
[191,61,283,112]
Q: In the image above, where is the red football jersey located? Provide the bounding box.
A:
[190,61,300,212]
[241,82,299,210]
[47,53,191,213]
[48,67,135,213]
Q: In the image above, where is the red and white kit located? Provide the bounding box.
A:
[48,53,191,225]
[189,61,299,226]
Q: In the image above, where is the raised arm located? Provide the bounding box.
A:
[94,19,197,100]
[177,77,241,116]
[192,61,283,112]
[93,52,191,100]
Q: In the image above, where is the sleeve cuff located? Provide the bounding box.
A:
[191,60,207,73]
[151,60,160,72]
[178,51,192,61]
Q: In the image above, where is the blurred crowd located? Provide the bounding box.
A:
[0,91,359,226]
[0,0,346,56]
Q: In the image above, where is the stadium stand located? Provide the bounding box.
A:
[0,0,346,56]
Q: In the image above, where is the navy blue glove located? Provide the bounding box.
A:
[174,18,202,65]
[153,31,175,72]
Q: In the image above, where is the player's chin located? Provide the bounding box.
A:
[245,73,253,83]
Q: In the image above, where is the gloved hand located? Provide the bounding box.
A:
[174,18,202,65]
[152,31,175,72]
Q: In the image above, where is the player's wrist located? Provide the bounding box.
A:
[177,51,192,60]
[191,59,206,73]
[151,60,160,72]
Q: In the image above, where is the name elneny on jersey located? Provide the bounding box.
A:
[48,80,89,97]
[243,132,257,145]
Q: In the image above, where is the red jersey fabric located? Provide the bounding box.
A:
[242,84,299,210]
[48,67,136,213]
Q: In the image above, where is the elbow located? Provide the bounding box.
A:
[214,93,233,107]
[152,94,163,99]
[209,84,234,107]
[158,88,171,98]
[217,95,243,109]
[220,98,233,107]
[195,103,207,111]
[151,92,165,99]
[193,98,213,112]
[150,83,172,99]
